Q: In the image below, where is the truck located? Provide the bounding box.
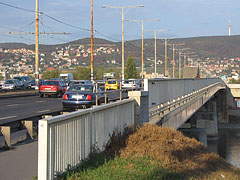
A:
[103,72,115,81]
[59,73,74,85]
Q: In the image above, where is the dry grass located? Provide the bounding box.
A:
[120,124,240,179]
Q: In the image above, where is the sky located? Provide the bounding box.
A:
[0,0,240,45]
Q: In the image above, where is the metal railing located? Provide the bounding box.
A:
[38,98,135,180]
[149,82,225,121]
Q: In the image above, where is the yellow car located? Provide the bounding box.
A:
[106,80,119,90]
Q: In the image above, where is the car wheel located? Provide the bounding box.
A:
[39,94,44,98]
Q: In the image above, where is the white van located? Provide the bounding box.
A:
[59,73,74,85]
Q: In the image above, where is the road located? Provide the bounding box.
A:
[0,96,62,124]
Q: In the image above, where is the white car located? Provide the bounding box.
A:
[2,79,23,90]
[121,79,140,90]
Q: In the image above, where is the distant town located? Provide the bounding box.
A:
[0,42,240,81]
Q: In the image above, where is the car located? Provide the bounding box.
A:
[39,80,66,97]
[2,79,23,90]
[62,84,106,109]
[13,76,25,88]
[28,79,45,89]
[121,79,140,91]
[66,80,92,91]
[106,79,119,90]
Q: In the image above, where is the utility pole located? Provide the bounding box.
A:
[164,38,167,76]
[35,0,39,89]
[172,44,175,78]
[102,5,144,80]
[126,19,160,79]
[168,43,184,78]
[91,0,94,82]
[145,29,169,77]
[179,51,181,78]
[177,48,190,78]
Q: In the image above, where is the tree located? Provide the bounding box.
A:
[73,67,91,80]
[125,56,139,79]
[41,69,60,79]
[0,75,4,80]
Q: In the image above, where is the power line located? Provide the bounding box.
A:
[0,1,91,32]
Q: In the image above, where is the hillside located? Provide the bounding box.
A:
[1,35,240,58]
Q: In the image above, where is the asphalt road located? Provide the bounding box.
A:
[0,96,62,124]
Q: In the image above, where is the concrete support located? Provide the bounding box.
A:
[0,126,11,147]
[180,128,207,146]
[0,126,28,147]
[128,91,149,125]
[22,121,34,139]
[196,100,218,137]
[216,90,228,123]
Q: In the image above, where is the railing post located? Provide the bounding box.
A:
[96,83,98,106]
[38,120,49,180]
[104,81,107,104]
[120,81,122,100]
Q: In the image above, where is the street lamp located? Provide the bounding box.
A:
[102,5,144,80]
[145,29,169,77]
[125,19,160,79]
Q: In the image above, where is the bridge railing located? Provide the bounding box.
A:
[144,78,225,107]
[38,98,135,180]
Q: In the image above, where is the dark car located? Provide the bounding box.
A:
[39,80,66,97]
[62,84,106,109]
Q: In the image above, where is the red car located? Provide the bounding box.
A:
[39,80,66,97]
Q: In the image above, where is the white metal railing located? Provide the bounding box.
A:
[38,98,135,180]
[144,78,225,107]
[149,82,225,120]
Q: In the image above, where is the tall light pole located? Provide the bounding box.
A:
[126,19,160,79]
[177,48,190,78]
[91,0,94,82]
[164,38,168,76]
[35,0,39,89]
[102,5,144,80]
[169,43,184,78]
[145,29,169,77]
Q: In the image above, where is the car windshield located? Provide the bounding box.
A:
[108,80,117,84]
[123,80,133,84]
[13,77,23,81]
[68,85,93,92]
[5,80,15,84]
[44,81,58,86]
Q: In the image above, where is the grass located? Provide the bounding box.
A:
[57,124,240,180]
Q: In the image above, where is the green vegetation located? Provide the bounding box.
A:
[41,69,60,79]
[228,78,240,84]
[0,75,4,80]
[58,125,240,180]
[125,56,139,79]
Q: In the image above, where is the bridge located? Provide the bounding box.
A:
[37,78,228,180]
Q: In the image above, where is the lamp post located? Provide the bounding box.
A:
[91,0,94,82]
[126,19,160,79]
[102,5,144,80]
[145,29,169,77]
[35,0,39,89]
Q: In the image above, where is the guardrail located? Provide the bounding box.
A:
[38,98,135,180]
[144,78,225,108]
[149,82,226,126]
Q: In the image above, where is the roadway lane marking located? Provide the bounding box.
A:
[7,104,19,107]
[35,101,46,103]
[0,116,17,120]
[38,110,50,113]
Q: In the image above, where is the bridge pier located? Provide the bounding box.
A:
[196,100,218,137]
